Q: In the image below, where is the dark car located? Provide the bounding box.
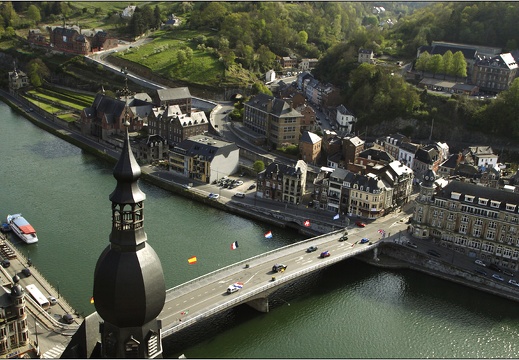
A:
[503,269,514,277]
[62,313,74,324]
[406,241,418,249]
[488,263,502,273]
[306,246,318,253]
[339,235,348,242]
[272,264,287,272]
[426,250,441,258]
[474,269,487,276]
[22,268,31,277]
[1,259,10,268]
[248,183,256,190]
[308,201,314,207]
[320,251,330,258]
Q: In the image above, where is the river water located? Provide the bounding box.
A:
[1,101,519,358]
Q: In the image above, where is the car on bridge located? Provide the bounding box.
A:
[272,264,287,272]
[227,282,244,294]
[426,250,441,258]
[355,221,366,227]
[306,246,318,253]
[339,234,348,242]
[492,274,504,282]
[360,238,369,244]
[320,251,330,258]
[474,259,486,267]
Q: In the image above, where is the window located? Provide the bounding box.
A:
[461,215,469,223]
[486,229,496,240]
[459,224,467,234]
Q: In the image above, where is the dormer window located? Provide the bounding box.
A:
[465,195,474,203]
[491,200,501,208]
[478,198,488,206]
[506,204,517,212]
[451,192,461,200]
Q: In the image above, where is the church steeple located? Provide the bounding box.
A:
[92,76,166,358]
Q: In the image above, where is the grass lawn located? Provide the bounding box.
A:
[116,29,253,87]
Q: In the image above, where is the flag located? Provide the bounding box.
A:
[188,256,197,264]
[90,296,94,304]
[304,219,311,227]
[333,214,340,220]
[264,231,273,239]
[378,229,385,234]
[231,241,239,250]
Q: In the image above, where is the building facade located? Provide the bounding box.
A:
[257,160,307,204]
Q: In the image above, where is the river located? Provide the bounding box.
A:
[1,101,519,358]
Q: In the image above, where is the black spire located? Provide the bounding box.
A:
[92,73,166,358]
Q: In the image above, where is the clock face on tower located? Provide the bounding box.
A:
[424,175,430,181]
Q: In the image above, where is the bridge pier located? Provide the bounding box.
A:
[246,297,269,313]
[373,247,379,261]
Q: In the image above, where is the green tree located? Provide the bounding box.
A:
[415,51,430,74]
[297,30,308,46]
[253,160,265,173]
[442,50,453,79]
[26,5,41,24]
[27,58,50,87]
[177,50,187,64]
[426,54,443,78]
[452,51,467,80]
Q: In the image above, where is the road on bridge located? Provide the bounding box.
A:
[158,211,411,335]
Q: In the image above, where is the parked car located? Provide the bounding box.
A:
[474,269,487,276]
[355,221,366,227]
[474,259,486,267]
[306,246,318,253]
[488,264,502,273]
[320,251,330,258]
[233,192,245,198]
[406,241,418,249]
[509,279,519,287]
[503,269,514,277]
[226,282,244,294]
[1,259,10,268]
[62,313,74,324]
[308,201,314,207]
[48,296,57,305]
[360,238,369,244]
[235,180,244,186]
[426,250,441,258]
[492,274,505,282]
[22,268,31,277]
[272,264,287,272]
[248,183,256,190]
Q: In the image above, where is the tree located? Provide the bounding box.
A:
[27,58,50,87]
[426,54,443,78]
[26,5,41,24]
[253,160,265,173]
[177,50,187,64]
[297,30,308,46]
[442,50,453,79]
[452,51,467,80]
[415,51,431,75]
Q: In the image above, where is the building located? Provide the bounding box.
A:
[335,105,356,134]
[0,278,32,357]
[281,56,297,68]
[169,135,239,184]
[148,105,208,146]
[48,26,117,55]
[135,134,168,164]
[152,88,192,115]
[257,160,307,204]
[300,131,322,165]
[8,65,29,92]
[358,49,375,64]
[377,133,409,161]
[299,58,319,71]
[472,53,518,93]
[342,136,365,167]
[412,173,519,271]
[243,93,303,148]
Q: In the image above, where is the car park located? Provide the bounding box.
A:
[226,282,244,294]
[474,259,486,267]
[306,246,318,253]
[272,264,287,272]
[426,250,441,258]
[492,274,505,281]
[355,221,366,227]
[360,238,369,244]
[320,251,330,258]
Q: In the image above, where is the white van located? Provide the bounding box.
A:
[234,192,245,198]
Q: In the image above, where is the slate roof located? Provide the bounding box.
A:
[343,172,387,193]
[246,93,302,118]
[440,154,459,170]
[301,131,321,144]
[358,148,394,162]
[174,135,238,161]
[476,53,518,70]
[156,87,191,102]
[263,161,303,177]
[337,104,355,116]
[330,167,350,181]
[436,181,519,210]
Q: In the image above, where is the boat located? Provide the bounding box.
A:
[6,214,38,244]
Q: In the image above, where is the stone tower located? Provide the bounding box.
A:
[92,114,166,358]
[412,167,437,240]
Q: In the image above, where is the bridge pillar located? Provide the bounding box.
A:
[246,297,269,313]
[373,247,379,262]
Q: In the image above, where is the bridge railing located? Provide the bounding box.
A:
[161,240,375,336]
[165,229,346,300]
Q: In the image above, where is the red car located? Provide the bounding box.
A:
[356,221,366,227]
[320,251,330,258]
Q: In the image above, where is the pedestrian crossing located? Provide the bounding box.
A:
[42,343,66,359]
